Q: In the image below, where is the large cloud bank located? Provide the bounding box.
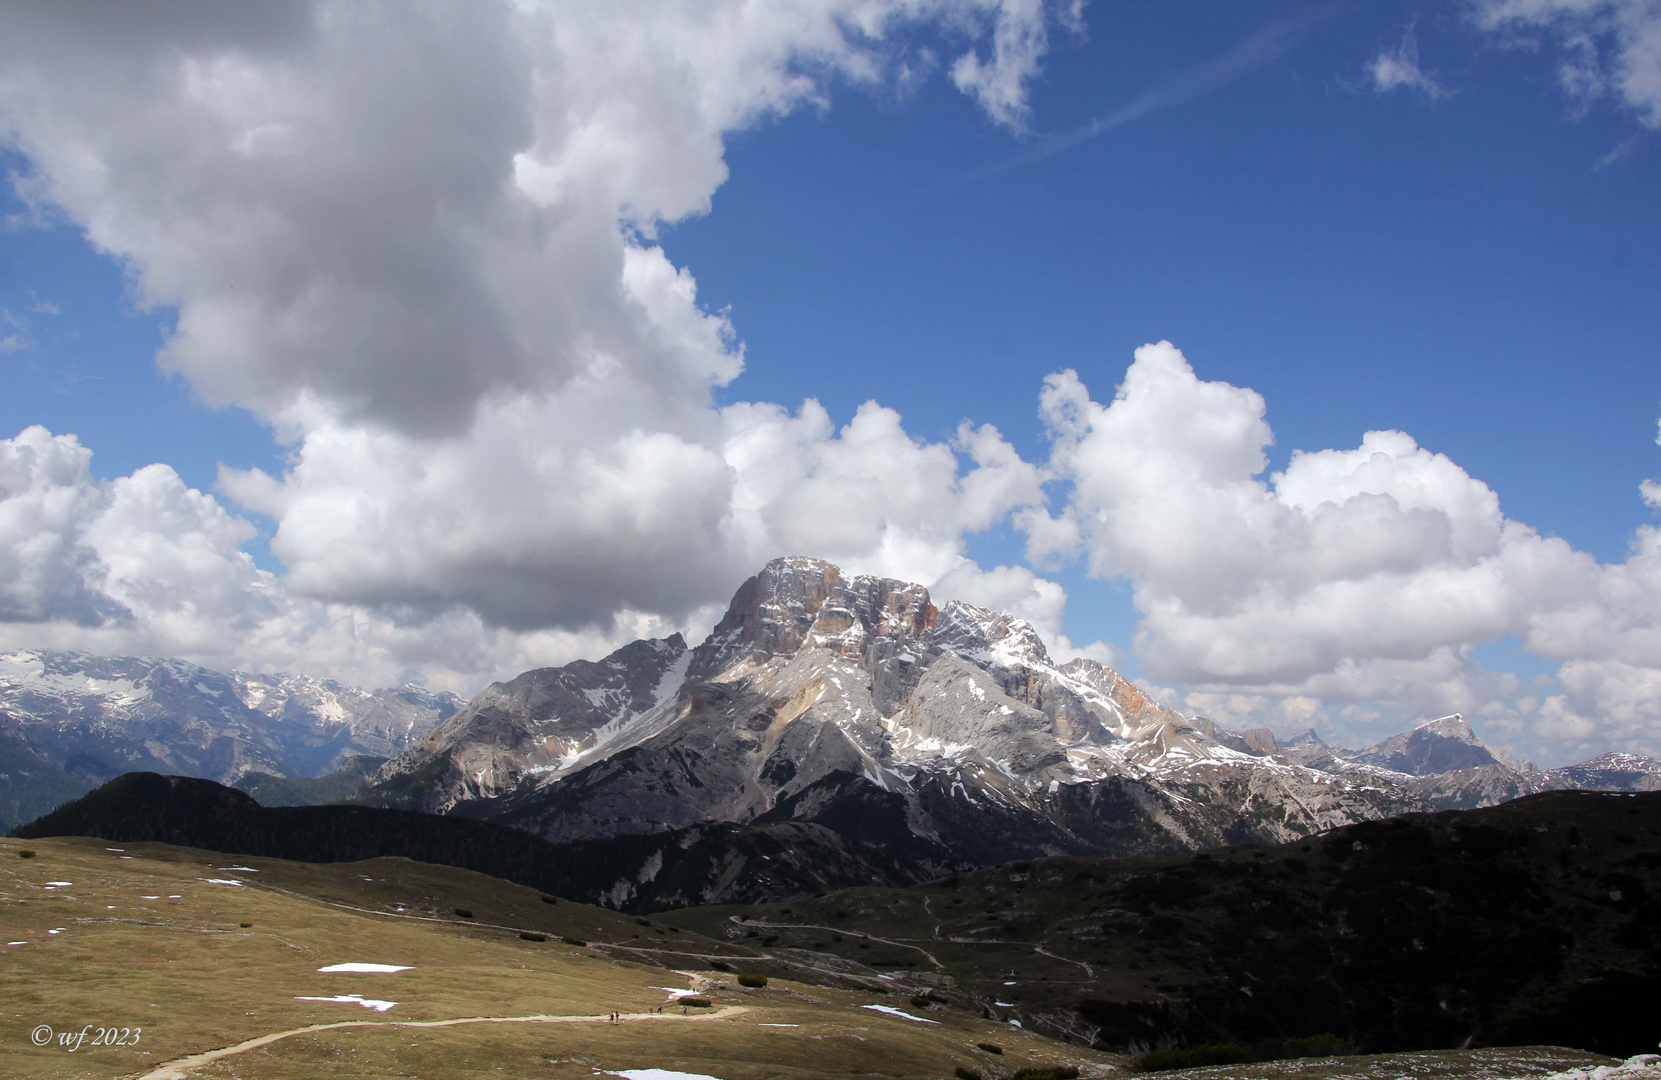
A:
[1027,344,1661,762]
[1,1,1657,764]
[0,0,1079,688]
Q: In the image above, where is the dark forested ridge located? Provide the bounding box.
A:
[9,771,930,910]
[1052,790,1661,1056]
[673,790,1661,1058]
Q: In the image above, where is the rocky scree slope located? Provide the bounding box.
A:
[363,557,1658,864]
[0,649,460,828]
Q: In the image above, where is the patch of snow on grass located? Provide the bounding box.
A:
[860,1004,937,1024]
[295,994,397,1012]
[650,987,700,998]
[608,1071,728,1080]
[202,878,243,886]
[318,963,412,973]
[43,881,71,887]
[224,866,259,872]
[1534,1056,1661,1080]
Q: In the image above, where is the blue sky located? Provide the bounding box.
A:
[657,0,1661,659]
[1,0,1657,762]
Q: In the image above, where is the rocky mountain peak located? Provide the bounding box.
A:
[1054,657,1162,727]
[1351,713,1500,777]
[929,600,1050,668]
[688,556,937,678]
[1416,714,1480,742]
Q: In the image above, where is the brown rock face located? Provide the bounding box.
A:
[1057,658,1161,725]
[689,556,936,677]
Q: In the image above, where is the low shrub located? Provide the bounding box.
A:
[561,935,586,947]
[738,974,768,988]
[453,908,473,918]
[635,917,652,926]
[955,1067,983,1080]
[710,961,732,972]
[519,932,547,942]
[680,996,712,1008]
[976,1042,1003,1054]
[1134,1045,1254,1072]
[1011,1067,1079,1080]
[540,895,558,905]
[1279,1034,1358,1059]
[17,850,36,859]
[238,922,253,928]
[910,995,933,1009]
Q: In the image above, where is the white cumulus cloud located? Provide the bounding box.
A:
[0,0,1087,687]
[1030,342,1660,762]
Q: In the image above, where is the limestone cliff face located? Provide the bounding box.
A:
[686,555,937,679]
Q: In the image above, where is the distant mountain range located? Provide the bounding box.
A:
[350,556,1661,869]
[0,650,461,829]
[6,556,1658,867]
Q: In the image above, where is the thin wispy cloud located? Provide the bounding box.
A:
[971,6,1340,179]
[1593,135,1641,170]
[1367,26,1450,100]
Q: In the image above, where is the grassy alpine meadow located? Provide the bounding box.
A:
[0,836,1119,1079]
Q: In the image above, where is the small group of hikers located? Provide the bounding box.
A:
[607,1004,687,1021]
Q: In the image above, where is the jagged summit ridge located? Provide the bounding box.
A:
[373,557,1176,818]
[686,555,938,679]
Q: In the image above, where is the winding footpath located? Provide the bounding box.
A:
[730,915,945,970]
[130,1004,749,1080]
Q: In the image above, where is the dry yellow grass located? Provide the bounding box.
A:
[1,837,1115,1079]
